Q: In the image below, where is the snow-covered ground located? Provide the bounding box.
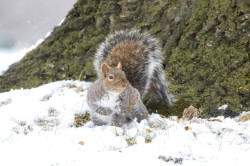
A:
[0,80,250,166]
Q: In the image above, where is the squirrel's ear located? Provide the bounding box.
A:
[117,62,122,69]
[101,62,110,78]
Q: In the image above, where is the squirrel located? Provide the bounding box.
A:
[87,62,148,126]
[94,30,174,105]
[87,30,174,126]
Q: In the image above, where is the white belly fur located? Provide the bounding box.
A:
[95,91,121,113]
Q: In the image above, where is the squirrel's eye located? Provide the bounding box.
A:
[108,75,114,80]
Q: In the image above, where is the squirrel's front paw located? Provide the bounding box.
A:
[109,113,128,127]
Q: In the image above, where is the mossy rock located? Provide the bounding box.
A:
[0,0,249,117]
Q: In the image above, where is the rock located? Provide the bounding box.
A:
[182,105,203,120]
[238,112,250,122]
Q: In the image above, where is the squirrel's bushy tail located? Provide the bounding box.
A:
[94,30,175,106]
[150,63,175,106]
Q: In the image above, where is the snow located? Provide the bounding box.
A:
[218,104,228,110]
[0,35,46,75]
[0,80,250,166]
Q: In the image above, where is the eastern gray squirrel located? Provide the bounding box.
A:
[87,62,148,126]
[87,30,174,126]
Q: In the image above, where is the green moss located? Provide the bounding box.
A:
[167,0,250,116]
[147,98,190,117]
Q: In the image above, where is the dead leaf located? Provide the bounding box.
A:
[146,128,154,132]
[177,118,183,123]
[160,114,167,118]
[184,126,192,130]
[208,119,222,122]
[78,141,85,145]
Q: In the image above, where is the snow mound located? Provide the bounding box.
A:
[0,81,250,166]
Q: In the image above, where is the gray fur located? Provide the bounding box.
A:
[87,79,148,127]
[94,30,175,106]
